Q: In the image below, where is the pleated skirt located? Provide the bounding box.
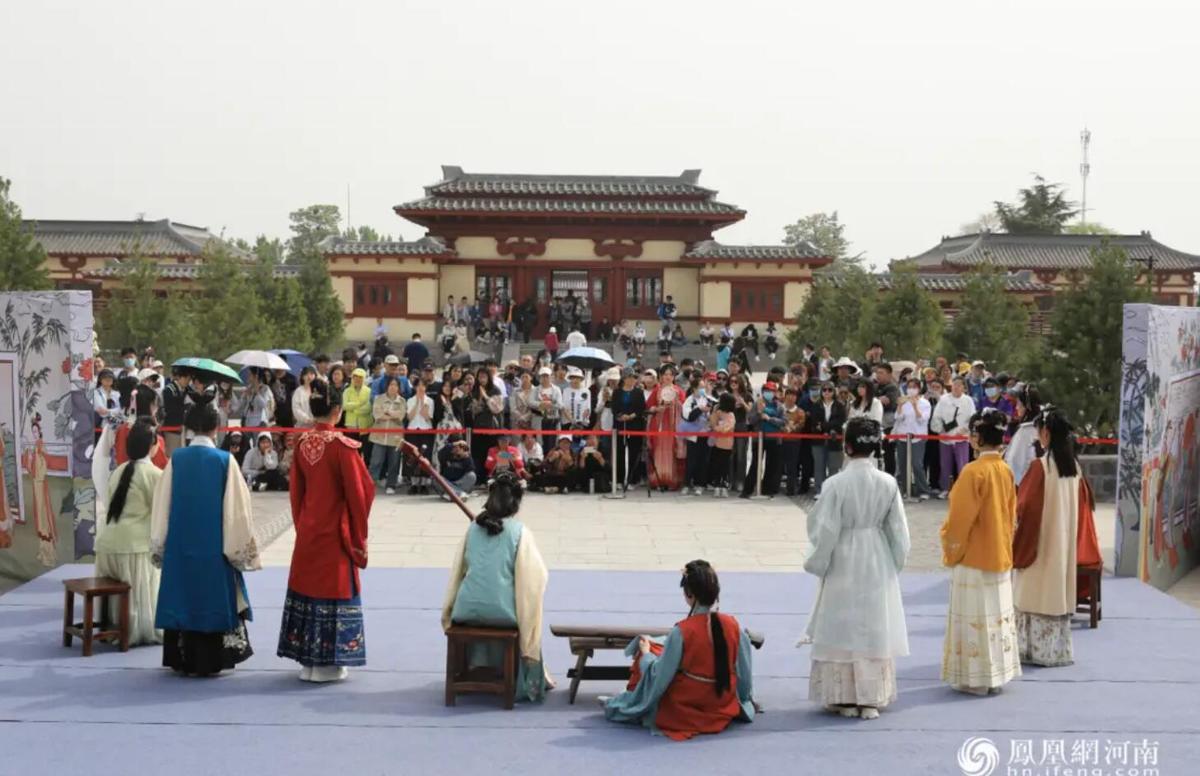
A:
[941,566,1022,689]
[276,589,366,667]
[94,551,161,646]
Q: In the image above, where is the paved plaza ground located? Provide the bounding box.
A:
[2,491,1197,775]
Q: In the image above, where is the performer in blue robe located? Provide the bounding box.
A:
[151,403,261,676]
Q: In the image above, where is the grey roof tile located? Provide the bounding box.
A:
[319,235,453,256]
[817,270,1052,293]
[906,232,1200,271]
[428,166,714,197]
[684,239,824,260]
[24,218,229,257]
[85,262,299,279]
[396,196,742,216]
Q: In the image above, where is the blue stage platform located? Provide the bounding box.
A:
[1,565,1197,775]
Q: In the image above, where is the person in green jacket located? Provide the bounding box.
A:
[341,368,375,463]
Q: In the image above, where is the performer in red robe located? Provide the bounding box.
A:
[605,560,756,740]
[277,379,375,683]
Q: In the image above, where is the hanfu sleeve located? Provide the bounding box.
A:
[440,529,470,633]
[803,486,841,578]
[339,445,374,569]
[940,467,980,567]
[603,626,684,723]
[222,457,261,572]
[288,444,306,527]
[883,482,911,573]
[514,525,548,663]
[735,628,756,720]
[149,460,174,567]
[1012,458,1045,569]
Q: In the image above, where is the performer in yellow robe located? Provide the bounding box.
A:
[940,409,1022,696]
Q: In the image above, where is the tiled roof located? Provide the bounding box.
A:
[685,239,825,261]
[396,167,745,222]
[24,218,228,257]
[817,270,1052,293]
[396,196,743,217]
[906,231,1200,271]
[85,262,300,279]
[427,165,715,197]
[319,235,453,256]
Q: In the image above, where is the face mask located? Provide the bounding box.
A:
[907,388,919,397]
[762,390,775,402]
[985,387,999,398]
[124,358,136,368]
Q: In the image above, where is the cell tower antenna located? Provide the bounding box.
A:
[1079,127,1091,225]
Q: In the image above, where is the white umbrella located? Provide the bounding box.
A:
[226,350,291,371]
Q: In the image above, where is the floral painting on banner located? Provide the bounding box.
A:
[0,291,97,582]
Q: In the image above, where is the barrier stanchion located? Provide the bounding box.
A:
[604,425,624,500]
[755,430,765,498]
[905,433,913,499]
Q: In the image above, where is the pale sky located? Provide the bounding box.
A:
[3,0,1198,268]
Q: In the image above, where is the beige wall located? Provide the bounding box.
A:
[700,281,731,320]
[536,239,595,261]
[698,261,814,279]
[634,240,686,262]
[439,264,475,302]
[663,267,699,316]
[344,317,436,344]
[454,236,500,259]
[783,281,808,321]
[331,275,354,310]
[407,277,438,315]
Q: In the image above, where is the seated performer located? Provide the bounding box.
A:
[151,403,261,676]
[96,418,164,646]
[604,560,755,740]
[803,417,910,719]
[1012,407,1101,667]
[277,380,374,683]
[940,409,1022,695]
[442,471,553,702]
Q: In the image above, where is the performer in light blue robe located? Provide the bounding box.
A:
[802,416,910,719]
[442,471,552,702]
[151,403,261,676]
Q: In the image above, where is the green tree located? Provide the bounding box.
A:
[251,259,313,352]
[787,264,877,358]
[1029,241,1151,435]
[994,175,1078,234]
[0,177,52,291]
[99,253,198,362]
[287,205,345,350]
[194,244,269,356]
[783,211,859,266]
[862,267,944,358]
[943,265,1032,368]
[343,225,394,242]
[1063,221,1117,235]
[253,235,285,264]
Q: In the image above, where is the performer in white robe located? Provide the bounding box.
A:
[803,417,910,719]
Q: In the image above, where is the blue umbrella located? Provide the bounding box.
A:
[268,349,314,377]
[555,347,619,372]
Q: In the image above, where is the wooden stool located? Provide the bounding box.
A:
[1076,565,1102,629]
[444,625,519,710]
[63,577,131,657]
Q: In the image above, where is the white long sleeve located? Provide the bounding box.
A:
[222,457,261,572]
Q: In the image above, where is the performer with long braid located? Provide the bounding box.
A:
[603,560,755,740]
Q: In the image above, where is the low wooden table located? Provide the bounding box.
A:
[62,577,131,657]
[444,625,519,709]
[550,624,765,704]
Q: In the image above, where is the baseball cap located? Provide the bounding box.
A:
[384,355,400,365]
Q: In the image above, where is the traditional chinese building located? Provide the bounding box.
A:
[322,166,831,342]
[26,218,291,305]
[819,269,1056,332]
[900,231,1200,314]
